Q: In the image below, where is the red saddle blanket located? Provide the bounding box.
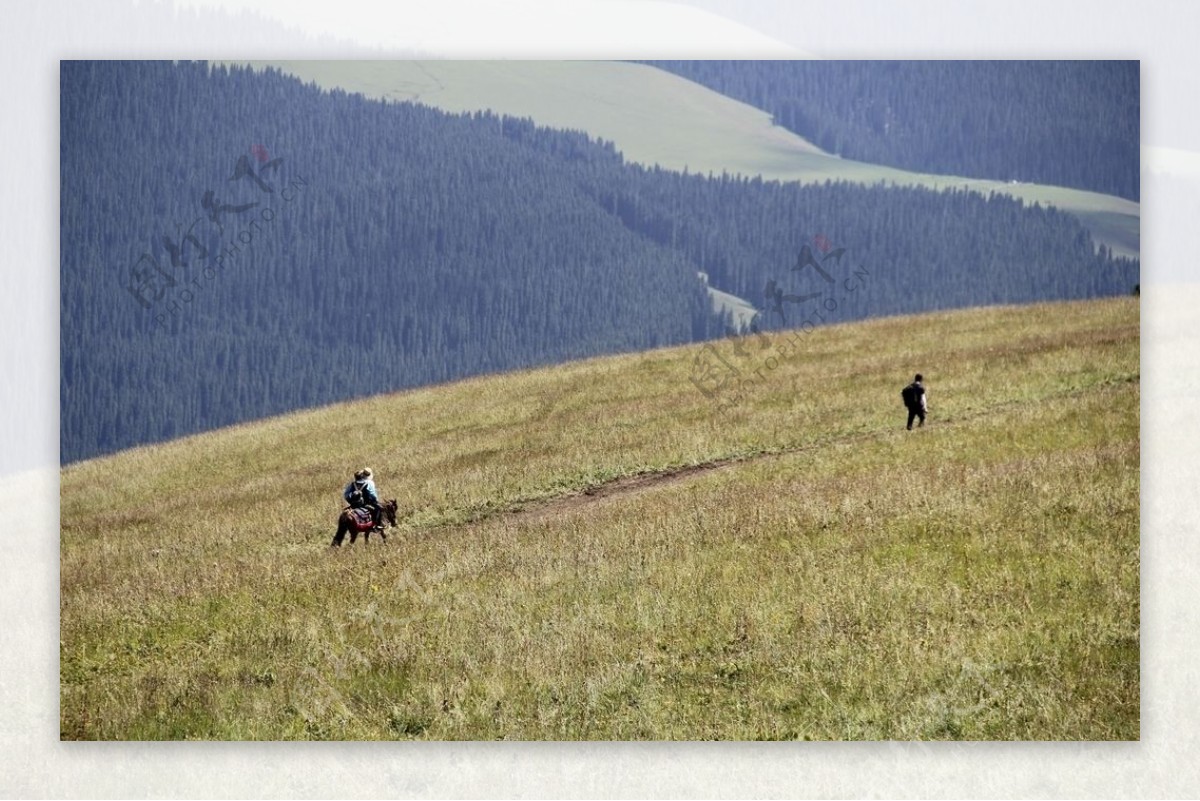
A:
[346,507,375,530]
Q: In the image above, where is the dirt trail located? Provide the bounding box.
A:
[509,427,890,525]
[516,455,751,523]
[403,376,1137,534]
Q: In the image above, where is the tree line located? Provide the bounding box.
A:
[642,60,1140,201]
[60,61,1138,463]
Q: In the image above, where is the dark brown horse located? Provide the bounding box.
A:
[331,499,398,546]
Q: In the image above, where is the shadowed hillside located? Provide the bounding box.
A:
[61,63,1138,464]
[248,60,1140,260]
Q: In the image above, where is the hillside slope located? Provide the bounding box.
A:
[645,60,1140,201]
[62,61,1135,465]
[242,60,1140,259]
[61,297,1139,740]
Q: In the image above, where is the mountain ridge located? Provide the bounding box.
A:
[60,61,1138,465]
[238,59,1139,260]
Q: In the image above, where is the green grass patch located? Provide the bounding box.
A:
[61,297,1139,739]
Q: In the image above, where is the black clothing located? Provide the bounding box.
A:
[904,380,926,430]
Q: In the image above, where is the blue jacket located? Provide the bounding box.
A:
[344,478,379,506]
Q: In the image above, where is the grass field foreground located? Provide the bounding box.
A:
[60,297,1139,739]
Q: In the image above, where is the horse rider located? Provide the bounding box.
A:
[343,467,383,529]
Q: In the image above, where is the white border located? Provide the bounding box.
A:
[6,0,1195,796]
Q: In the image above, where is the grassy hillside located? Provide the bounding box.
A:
[60,297,1139,740]
[235,60,1140,260]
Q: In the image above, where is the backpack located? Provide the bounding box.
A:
[346,479,368,507]
[901,382,921,408]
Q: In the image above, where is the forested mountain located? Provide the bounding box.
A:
[643,61,1140,201]
[61,61,1138,463]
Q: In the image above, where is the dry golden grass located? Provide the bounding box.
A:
[61,297,1138,739]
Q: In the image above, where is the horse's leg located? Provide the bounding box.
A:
[331,519,346,547]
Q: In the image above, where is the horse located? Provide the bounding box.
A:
[331,498,399,546]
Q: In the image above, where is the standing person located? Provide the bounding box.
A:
[902,373,927,430]
[343,467,383,529]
